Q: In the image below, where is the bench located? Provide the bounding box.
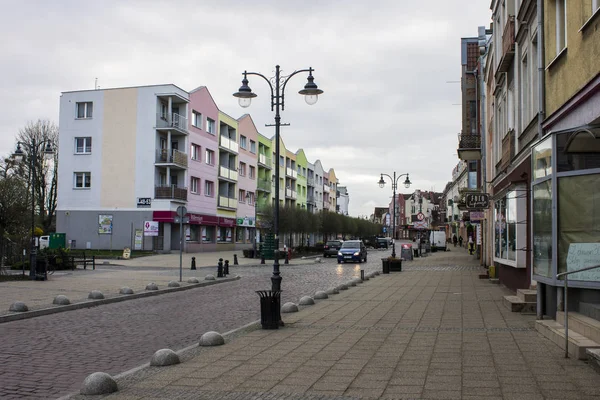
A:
[68,253,96,270]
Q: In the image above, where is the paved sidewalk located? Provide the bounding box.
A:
[69,248,600,400]
[0,250,314,319]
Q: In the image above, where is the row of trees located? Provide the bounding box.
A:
[0,120,58,267]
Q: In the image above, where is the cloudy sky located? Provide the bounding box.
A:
[0,0,491,218]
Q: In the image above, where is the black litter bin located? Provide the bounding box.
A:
[414,249,419,258]
[256,290,281,329]
[35,258,48,281]
[381,258,390,274]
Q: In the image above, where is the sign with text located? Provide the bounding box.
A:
[566,243,600,282]
[470,211,485,221]
[144,221,159,236]
[465,193,490,209]
[98,215,113,234]
[134,229,143,250]
[137,197,152,208]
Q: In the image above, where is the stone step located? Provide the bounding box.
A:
[535,319,600,360]
[556,311,600,344]
[517,289,537,303]
[580,302,600,321]
[587,348,600,373]
[503,295,536,313]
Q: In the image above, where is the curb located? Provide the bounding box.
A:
[1,275,241,324]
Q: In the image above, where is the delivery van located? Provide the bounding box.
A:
[429,231,447,251]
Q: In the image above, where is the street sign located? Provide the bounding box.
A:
[414,221,427,229]
[176,206,187,217]
[465,193,490,209]
[416,212,425,221]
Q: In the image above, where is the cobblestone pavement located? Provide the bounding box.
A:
[65,248,600,400]
[0,249,389,399]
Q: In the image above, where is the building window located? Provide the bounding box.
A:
[76,102,93,119]
[191,177,200,194]
[239,162,246,176]
[239,189,245,202]
[594,0,600,12]
[74,172,91,188]
[249,165,256,179]
[556,0,566,53]
[206,118,216,134]
[192,111,202,128]
[190,144,201,161]
[205,180,214,197]
[247,192,255,205]
[240,135,247,149]
[494,192,517,262]
[75,137,92,154]
[205,149,215,165]
[250,140,256,153]
[521,54,529,128]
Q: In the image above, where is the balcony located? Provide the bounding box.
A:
[219,136,239,153]
[154,185,187,201]
[286,167,297,179]
[285,188,297,199]
[307,194,316,205]
[307,177,315,186]
[500,129,516,170]
[257,179,271,192]
[218,196,237,209]
[155,149,188,168]
[323,184,331,193]
[457,133,482,160]
[258,154,272,169]
[497,15,515,74]
[219,166,238,181]
[156,113,188,135]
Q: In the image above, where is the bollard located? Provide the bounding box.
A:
[217,258,224,278]
[361,270,365,281]
[191,257,196,270]
[260,253,265,264]
[224,260,229,275]
[233,254,239,265]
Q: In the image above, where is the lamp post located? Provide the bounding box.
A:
[378,172,411,258]
[234,65,323,293]
[13,139,55,280]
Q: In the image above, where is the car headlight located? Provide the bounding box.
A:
[353,251,359,256]
[338,252,342,256]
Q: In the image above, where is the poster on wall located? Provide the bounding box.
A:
[134,229,143,250]
[566,243,600,281]
[144,221,159,236]
[476,224,482,245]
[98,215,113,234]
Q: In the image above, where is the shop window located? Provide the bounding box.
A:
[187,226,199,242]
[556,131,600,173]
[533,136,552,180]
[236,228,244,242]
[494,191,517,262]
[533,180,553,277]
[218,227,232,242]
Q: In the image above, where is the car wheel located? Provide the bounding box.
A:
[364,256,368,262]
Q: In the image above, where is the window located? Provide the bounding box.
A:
[190,144,201,161]
[468,161,477,189]
[494,192,517,262]
[239,189,245,202]
[239,162,246,176]
[521,55,529,128]
[595,0,600,12]
[556,0,566,53]
[205,149,215,165]
[279,156,284,167]
[247,192,255,205]
[202,226,215,243]
[249,166,256,179]
[191,177,200,194]
[192,111,202,128]
[206,118,215,134]
[74,172,91,188]
[75,137,92,154]
[250,140,256,153]
[76,102,93,119]
[240,135,247,149]
[204,180,214,197]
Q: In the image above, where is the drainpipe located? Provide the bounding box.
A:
[537,0,545,139]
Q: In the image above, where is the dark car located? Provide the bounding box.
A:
[376,237,389,249]
[323,240,343,257]
[337,240,368,263]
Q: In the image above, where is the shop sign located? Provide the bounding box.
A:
[144,221,159,236]
[236,217,255,227]
[466,193,490,209]
[470,211,484,221]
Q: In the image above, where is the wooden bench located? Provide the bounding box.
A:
[68,253,96,270]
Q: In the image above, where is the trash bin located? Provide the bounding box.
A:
[381,258,390,274]
[401,244,413,261]
[256,290,281,329]
[35,257,48,281]
[389,258,402,272]
[414,249,419,258]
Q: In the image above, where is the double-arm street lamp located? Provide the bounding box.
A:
[378,172,411,258]
[13,139,55,280]
[233,65,323,294]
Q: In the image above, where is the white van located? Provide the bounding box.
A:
[429,231,447,251]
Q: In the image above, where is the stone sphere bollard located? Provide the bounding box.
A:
[199,331,225,346]
[53,295,71,305]
[337,284,349,291]
[150,349,180,366]
[281,302,299,313]
[187,277,200,283]
[145,283,159,291]
[314,291,329,299]
[205,275,216,281]
[80,372,118,395]
[348,280,357,287]
[326,287,340,295]
[9,301,28,312]
[299,296,315,305]
[119,287,134,295]
[88,290,105,300]
[168,281,180,288]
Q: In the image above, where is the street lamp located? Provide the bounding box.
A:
[378,172,411,258]
[234,65,323,295]
[13,139,55,280]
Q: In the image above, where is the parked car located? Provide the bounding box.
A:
[429,231,447,251]
[376,237,389,249]
[323,240,343,257]
[337,240,368,263]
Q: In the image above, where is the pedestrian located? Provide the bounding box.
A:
[468,235,474,255]
[458,236,463,248]
[453,234,458,247]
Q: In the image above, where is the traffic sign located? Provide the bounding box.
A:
[417,212,425,221]
[176,206,187,217]
[465,193,490,209]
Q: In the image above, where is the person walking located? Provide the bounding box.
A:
[468,235,474,255]
[458,236,463,248]
[452,234,458,247]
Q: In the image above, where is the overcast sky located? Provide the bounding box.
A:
[0,0,491,218]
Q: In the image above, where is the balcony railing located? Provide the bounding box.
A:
[156,113,188,133]
[219,166,238,181]
[154,185,188,201]
[218,196,237,209]
[258,154,272,168]
[219,136,239,153]
[457,133,482,161]
[307,194,316,205]
[286,167,297,179]
[323,185,330,193]
[307,178,315,186]
[500,129,515,170]
[257,179,271,192]
[155,149,188,168]
[497,15,515,74]
[285,188,297,199]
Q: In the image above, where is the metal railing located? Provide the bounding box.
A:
[219,165,238,181]
[257,179,271,192]
[556,264,600,358]
[286,167,297,179]
[458,133,481,149]
[219,136,239,153]
[323,185,330,193]
[154,185,188,201]
[258,154,272,167]
[156,113,188,133]
[155,149,188,168]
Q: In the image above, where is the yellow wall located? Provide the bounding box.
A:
[101,88,137,207]
[544,1,600,116]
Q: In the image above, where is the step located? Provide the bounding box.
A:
[517,289,537,303]
[503,295,536,313]
[535,320,600,360]
[580,302,600,321]
[587,348,600,372]
[556,311,600,344]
